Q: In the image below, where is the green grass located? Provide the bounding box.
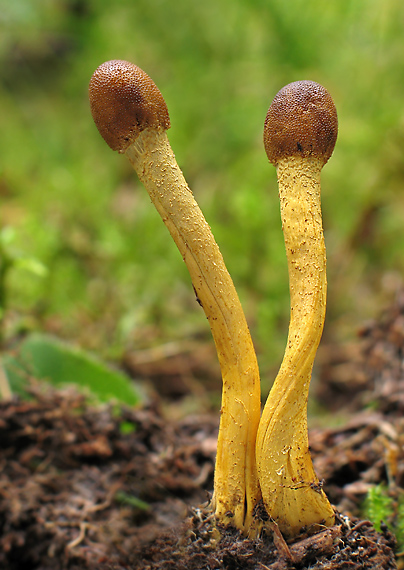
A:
[1,0,404,392]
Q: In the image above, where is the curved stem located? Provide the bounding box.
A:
[256,156,334,537]
[125,128,261,531]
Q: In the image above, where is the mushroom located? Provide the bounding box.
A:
[89,60,261,532]
[255,80,338,537]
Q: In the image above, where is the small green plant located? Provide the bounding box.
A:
[364,484,404,552]
[0,226,47,341]
[0,226,141,405]
[0,226,49,400]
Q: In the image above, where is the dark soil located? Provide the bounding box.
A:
[140,514,396,569]
[0,390,217,569]
[1,293,404,569]
[318,290,404,416]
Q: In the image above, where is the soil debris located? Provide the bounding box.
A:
[136,509,396,569]
[318,291,404,415]
[0,386,216,569]
[0,383,400,569]
[2,294,404,567]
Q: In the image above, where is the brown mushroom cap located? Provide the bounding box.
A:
[89,60,170,152]
[263,80,338,166]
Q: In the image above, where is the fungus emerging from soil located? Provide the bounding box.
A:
[89,63,340,540]
[256,80,338,537]
[89,60,261,533]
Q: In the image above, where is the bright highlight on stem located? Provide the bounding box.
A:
[89,60,261,532]
[256,80,338,537]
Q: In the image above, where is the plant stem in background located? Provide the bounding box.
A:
[256,81,338,537]
[89,60,261,532]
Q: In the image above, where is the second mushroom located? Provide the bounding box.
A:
[256,80,338,537]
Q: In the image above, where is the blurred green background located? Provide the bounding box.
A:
[1,0,403,394]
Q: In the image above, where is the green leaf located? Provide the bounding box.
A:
[3,333,142,405]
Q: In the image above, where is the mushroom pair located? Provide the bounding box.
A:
[89,61,338,538]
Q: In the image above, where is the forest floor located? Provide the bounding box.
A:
[1,293,404,569]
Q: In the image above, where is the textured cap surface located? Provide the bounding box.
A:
[89,60,170,152]
[264,80,338,166]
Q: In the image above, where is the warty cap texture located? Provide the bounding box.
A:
[264,80,338,166]
[89,60,170,152]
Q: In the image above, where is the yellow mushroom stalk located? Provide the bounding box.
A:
[256,81,338,537]
[88,60,261,531]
